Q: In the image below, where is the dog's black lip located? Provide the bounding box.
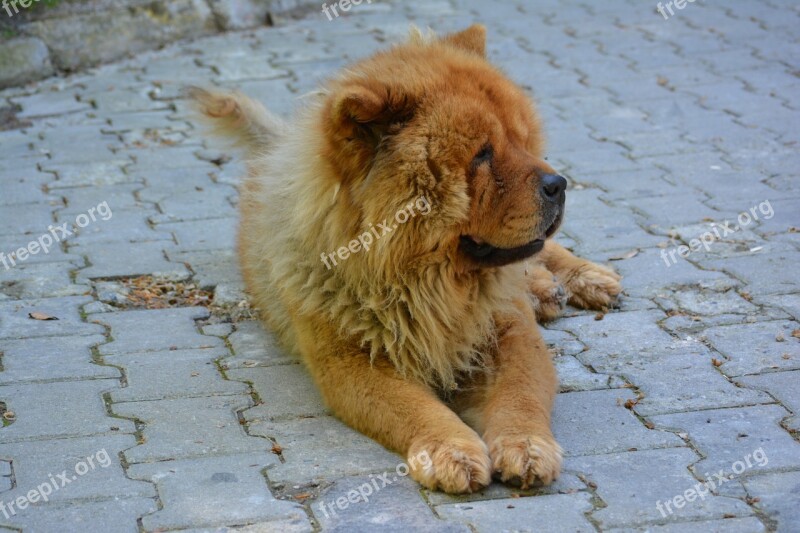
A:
[460,236,545,267]
[461,208,563,267]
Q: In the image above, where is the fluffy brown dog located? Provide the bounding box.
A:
[190,25,621,494]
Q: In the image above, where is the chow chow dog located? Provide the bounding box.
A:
[189,25,621,494]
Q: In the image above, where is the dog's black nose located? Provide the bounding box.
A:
[540,174,567,201]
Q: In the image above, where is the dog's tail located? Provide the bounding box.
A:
[185,86,284,156]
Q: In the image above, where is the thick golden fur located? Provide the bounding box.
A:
[190,25,621,493]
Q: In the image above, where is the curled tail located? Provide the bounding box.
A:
[185,86,284,157]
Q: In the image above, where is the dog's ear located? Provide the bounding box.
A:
[334,85,388,125]
[331,83,415,140]
[442,24,487,57]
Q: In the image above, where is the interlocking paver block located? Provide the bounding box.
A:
[0,334,114,384]
[553,389,683,456]
[106,348,246,402]
[127,453,305,531]
[113,395,268,463]
[249,416,400,485]
[96,307,222,355]
[566,448,754,529]
[702,320,800,376]
[0,296,104,340]
[437,492,594,533]
[650,405,800,476]
[0,380,134,443]
[316,475,469,532]
[232,363,328,422]
[0,435,155,503]
[0,498,156,532]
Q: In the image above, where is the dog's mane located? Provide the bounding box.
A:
[242,99,523,390]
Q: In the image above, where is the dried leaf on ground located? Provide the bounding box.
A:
[28,312,59,321]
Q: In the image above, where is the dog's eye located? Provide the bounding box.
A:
[472,144,493,167]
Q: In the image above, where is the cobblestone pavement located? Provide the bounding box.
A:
[1,0,799,531]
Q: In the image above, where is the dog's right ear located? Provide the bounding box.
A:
[329,82,416,141]
[442,24,487,57]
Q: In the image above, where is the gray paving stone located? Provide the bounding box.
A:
[752,294,800,320]
[662,287,760,316]
[106,348,246,402]
[75,241,191,282]
[437,492,594,533]
[182,519,314,533]
[113,395,267,463]
[249,416,399,485]
[0,334,115,384]
[156,187,237,222]
[0,497,156,533]
[11,89,90,119]
[221,320,295,369]
[56,184,145,215]
[555,355,617,392]
[606,517,765,533]
[737,370,800,431]
[37,126,121,164]
[96,307,223,355]
[697,248,800,298]
[56,208,172,246]
[0,380,134,443]
[1,434,154,503]
[741,472,800,533]
[0,234,81,268]
[316,475,468,532]
[626,195,721,229]
[202,323,234,337]
[540,327,585,357]
[232,363,328,422]
[566,448,754,528]
[551,311,677,355]
[0,173,53,206]
[0,296,104,339]
[553,389,683,456]
[651,405,800,477]
[127,453,304,531]
[157,217,238,252]
[0,261,89,299]
[43,161,136,189]
[702,320,800,376]
[0,203,56,237]
[561,213,665,255]
[600,247,736,298]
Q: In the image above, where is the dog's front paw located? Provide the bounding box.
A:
[486,432,563,488]
[407,435,491,494]
[526,266,568,322]
[564,261,622,310]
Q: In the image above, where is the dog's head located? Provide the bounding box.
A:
[322,25,565,271]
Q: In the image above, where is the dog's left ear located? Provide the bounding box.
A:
[442,24,487,57]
